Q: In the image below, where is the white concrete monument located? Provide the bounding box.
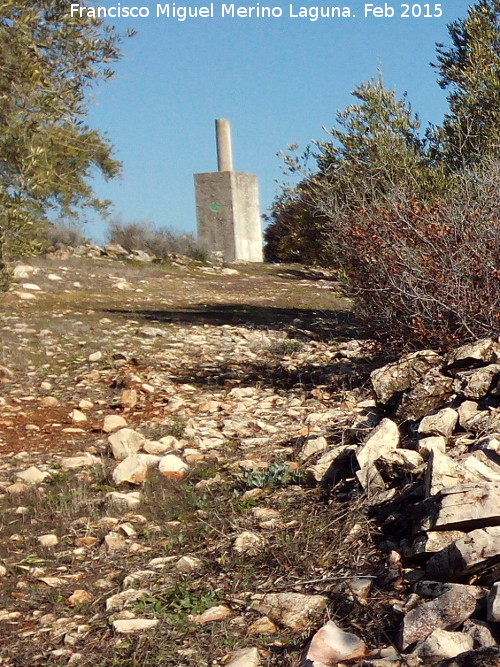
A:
[194,119,263,263]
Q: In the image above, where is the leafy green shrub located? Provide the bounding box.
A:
[239,462,304,489]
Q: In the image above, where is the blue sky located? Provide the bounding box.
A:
[85,0,472,243]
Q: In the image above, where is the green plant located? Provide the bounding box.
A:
[267,339,304,357]
[434,0,500,168]
[0,1,129,285]
[133,583,220,622]
[167,416,188,439]
[239,462,304,489]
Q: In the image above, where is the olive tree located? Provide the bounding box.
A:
[0,1,128,283]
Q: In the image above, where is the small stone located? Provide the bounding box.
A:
[447,338,500,367]
[233,531,265,556]
[67,590,93,607]
[407,531,466,558]
[139,326,168,338]
[250,592,328,632]
[106,491,143,511]
[357,418,400,468]
[13,264,37,279]
[427,482,500,531]
[104,533,127,552]
[371,350,443,404]
[112,456,148,486]
[247,616,279,635]
[14,291,36,300]
[425,450,480,497]
[69,409,87,424]
[401,586,476,648]
[120,389,138,409]
[175,556,203,573]
[302,620,366,665]
[158,454,189,480]
[429,647,500,666]
[103,415,127,433]
[74,537,99,548]
[487,581,500,622]
[143,440,171,455]
[38,534,59,548]
[190,605,232,624]
[414,629,473,662]
[16,466,50,485]
[457,400,479,429]
[463,619,498,648]
[418,436,446,460]
[306,445,353,484]
[6,483,29,494]
[419,408,458,440]
[78,399,94,410]
[108,428,145,460]
[106,589,149,612]
[299,436,328,462]
[60,454,100,470]
[454,365,500,399]
[88,351,102,362]
[225,647,261,667]
[40,396,59,408]
[462,450,500,482]
[112,619,159,634]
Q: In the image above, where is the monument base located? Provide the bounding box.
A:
[194,171,263,263]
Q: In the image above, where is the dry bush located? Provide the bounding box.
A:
[108,218,206,261]
[46,222,89,247]
[319,158,500,347]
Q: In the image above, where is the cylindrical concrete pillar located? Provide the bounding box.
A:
[215,119,233,171]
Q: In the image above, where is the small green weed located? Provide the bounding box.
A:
[167,415,187,439]
[267,339,304,357]
[239,462,304,489]
[134,582,219,622]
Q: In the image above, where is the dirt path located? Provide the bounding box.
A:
[0,257,382,667]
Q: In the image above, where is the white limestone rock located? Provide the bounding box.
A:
[106,589,150,612]
[418,436,446,460]
[302,620,366,665]
[357,418,400,469]
[105,491,143,511]
[112,619,159,634]
[487,581,500,622]
[250,592,328,631]
[108,428,145,460]
[425,450,481,497]
[426,527,500,581]
[400,586,476,649]
[419,408,458,440]
[158,454,189,480]
[428,482,500,531]
[102,415,127,433]
[225,647,261,667]
[414,629,473,662]
[16,466,50,485]
[112,456,148,486]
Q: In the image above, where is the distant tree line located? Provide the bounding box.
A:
[265,0,500,347]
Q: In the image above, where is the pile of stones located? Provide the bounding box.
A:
[302,337,500,666]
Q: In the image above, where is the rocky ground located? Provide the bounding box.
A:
[1,252,500,667]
